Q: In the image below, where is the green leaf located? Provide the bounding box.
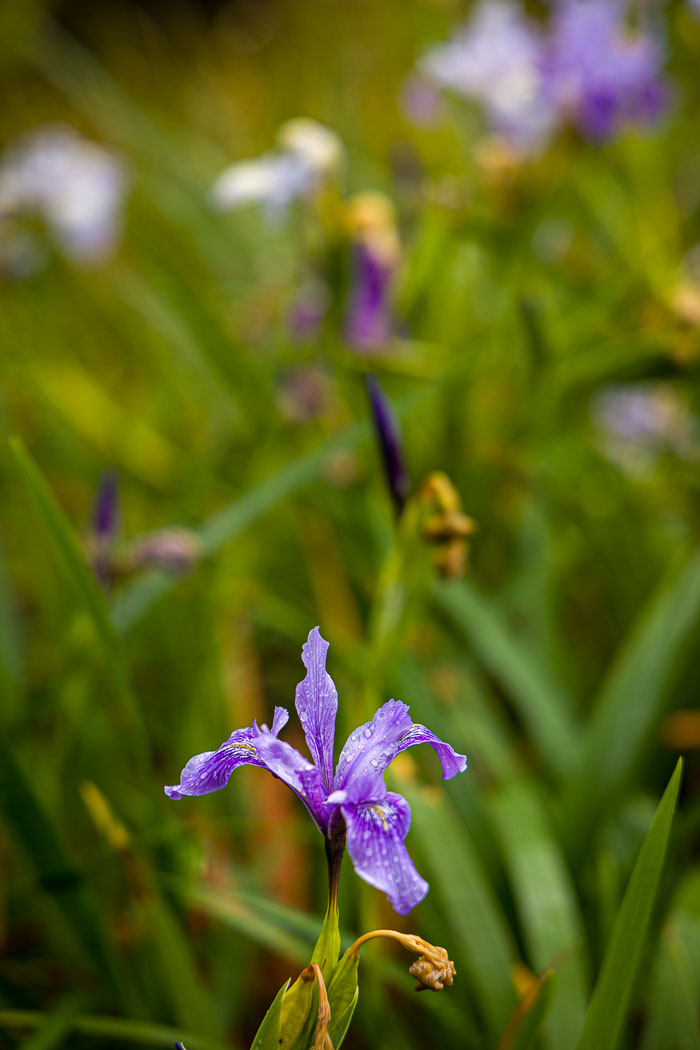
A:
[397,779,518,1037]
[18,995,84,1050]
[498,970,558,1050]
[111,420,369,633]
[9,437,120,661]
[0,1010,236,1050]
[490,778,588,1050]
[8,438,151,779]
[278,967,318,1050]
[432,579,578,779]
[576,759,683,1050]
[311,903,341,978]
[562,548,700,853]
[249,980,291,1050]
[327,948,360,1048]
[641,867,700,1050]
[0,736,131,1006]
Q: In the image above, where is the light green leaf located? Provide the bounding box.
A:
[432,579,578,779]
[576,759,683,1050]
[249,980,290,1050]
[490,778,588,1050]
[0,1010,236,1050]
[398,779,518,1037]
[563,548,700,852]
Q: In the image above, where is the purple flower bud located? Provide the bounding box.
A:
[92,471,119,542]
[365,375,411,516]
[89,472,119,588]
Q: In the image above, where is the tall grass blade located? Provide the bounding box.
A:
[575,759,683,1050]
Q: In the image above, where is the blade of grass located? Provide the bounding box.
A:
[9,437,151,779]
[111,419,368,632]
[0,1011,237,1050]
[18,995,84,1050]
[490,778,588,1050]
[0,737,134,1008]
[432,579,578,779]
[397,778,519,1038]
[562,548,700,853]
[575,759,683,1050]
[641,868,700,1050]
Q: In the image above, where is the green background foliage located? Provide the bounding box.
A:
[0,1,699,1048]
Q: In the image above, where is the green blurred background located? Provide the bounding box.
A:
[1,0,699,1048]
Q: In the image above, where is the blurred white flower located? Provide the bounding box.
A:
[0,124,127,271]
[211,117,343,218]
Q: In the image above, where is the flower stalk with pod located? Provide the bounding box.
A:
[166,627,466,1047]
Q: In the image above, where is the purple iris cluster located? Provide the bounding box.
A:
[417,0,666,153]
[166,628,466,914]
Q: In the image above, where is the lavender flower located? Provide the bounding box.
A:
[365,376,411,515]
[0,125,127,267]
[345,193,400,351]
[591,383,698,472]
[165,628,466,914]
[544,0,666,140]
[419,2,559,154]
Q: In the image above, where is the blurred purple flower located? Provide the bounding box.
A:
[89,472,120,587]
[400,74,445,128]
[419,1,559,154]
[591,384,698,469]
[166,628,466,914]
[544,0,666,140]
[346,243,395,351]
[365,376,411,515]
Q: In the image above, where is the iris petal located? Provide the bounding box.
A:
[339,787,428,914]
[295,627,338,792]
[336,699,466,788]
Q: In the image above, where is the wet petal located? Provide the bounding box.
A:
[164,721,326,834]
[164,726,265,800]
[336,699,466,788]
[339,788,428,914]
[295,627,338,792]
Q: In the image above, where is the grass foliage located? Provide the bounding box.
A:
[1,2,699,1048]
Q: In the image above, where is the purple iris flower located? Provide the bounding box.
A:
[544,0,666,141]
[165,628,466,914]
[346,243,394,351]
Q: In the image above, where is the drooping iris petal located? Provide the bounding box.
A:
[295,627,338,792]
[329,779,428,914]
[164,709,326,824]
[164,725,268,800]
[335,699,467,788]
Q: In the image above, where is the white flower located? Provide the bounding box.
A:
[211,118,343,218]
[0,124,127,266]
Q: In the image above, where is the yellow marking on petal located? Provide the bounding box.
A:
[223,742,257,756]
[370,805,388,831]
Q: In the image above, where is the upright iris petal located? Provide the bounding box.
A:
[295,627,338,792]
[336,699,467,788]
